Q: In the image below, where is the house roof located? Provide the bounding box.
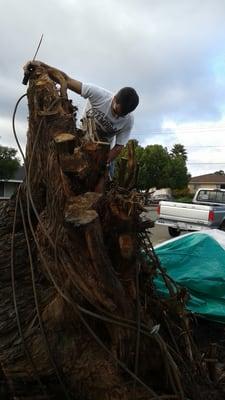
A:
[189,173,225,184]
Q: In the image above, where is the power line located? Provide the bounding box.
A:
[130,142,225,148]
[187,162,225,164]
[130,136,225,149]
[184,145,225,148]
[133,125,225,131]
[131,128,225,135]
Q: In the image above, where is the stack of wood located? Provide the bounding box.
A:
[0,65,224,400]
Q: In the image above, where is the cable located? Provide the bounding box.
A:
[10,186,48,397]
[12,93,27,163]
[133,261,141,398]
[18,143,160,398]
[20,195,71,400]
[11,82,186,399]
[14,91,156,397]
[12,94,154,330]
[25,203,161,399]
[12,93,71,399]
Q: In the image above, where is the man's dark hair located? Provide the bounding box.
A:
[115,87,139,115]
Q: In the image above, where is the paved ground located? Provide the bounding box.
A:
[141,206,172,247]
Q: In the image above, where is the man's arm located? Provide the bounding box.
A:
[24,60,82,94]
[107,144,123,163]
[94,145,123,193]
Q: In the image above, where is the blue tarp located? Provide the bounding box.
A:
[153,230,225,324]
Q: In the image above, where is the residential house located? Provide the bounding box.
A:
[188,173,225,194]
[0,166,25,200]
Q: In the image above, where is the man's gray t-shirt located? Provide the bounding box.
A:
[81,83,134,146]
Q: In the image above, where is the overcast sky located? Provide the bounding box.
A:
[1,0,225,176]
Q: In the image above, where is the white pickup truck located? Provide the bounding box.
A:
[156,188,225,237]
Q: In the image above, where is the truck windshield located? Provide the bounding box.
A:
[196,190,225,203]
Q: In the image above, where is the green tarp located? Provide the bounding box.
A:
[152,230,225,324]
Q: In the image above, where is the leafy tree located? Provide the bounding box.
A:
[167,144,189,189]
[214,170,224,175]
[170,144,187,161]
[167,156,189,189]
[137,145,170,189]
[0,145,21,179]
[115,141,189,191]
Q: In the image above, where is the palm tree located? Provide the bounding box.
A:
[170,144,187,161]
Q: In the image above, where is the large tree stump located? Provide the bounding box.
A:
[0,65,224,400]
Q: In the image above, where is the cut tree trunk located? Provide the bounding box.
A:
[0,65,224,400]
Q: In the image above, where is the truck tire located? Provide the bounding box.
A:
[168,227,180,237]
[219,221,225,231]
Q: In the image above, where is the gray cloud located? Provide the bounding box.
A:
[1,0,225,174]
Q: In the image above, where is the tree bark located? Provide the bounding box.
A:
[0,65,224,400]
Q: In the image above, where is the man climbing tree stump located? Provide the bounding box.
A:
[0,64,224,400]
